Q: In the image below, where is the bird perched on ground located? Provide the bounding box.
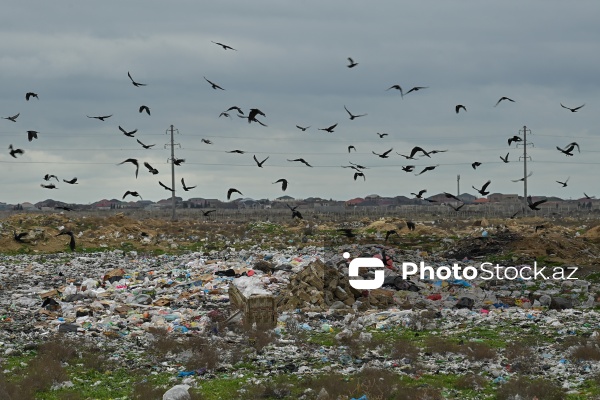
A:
[212,41,236,50]
[227,150,245,154]
[118,158,139,178]
[472,180,491,196]
[44,174,59,181]
[353,172,366,181]
[201,139,213,144]
[494,97,515,107]
[27,130,38,141]
[348,145,356,153]
[415,165,438,176]
[273,179,288,191]
[119,126,137,137]
[202,210,217,216]
[347,57,358,68]
[9,144,24,158]
[406,221,416,231]
[3,113,20,122]
[296,125,310,131]
[406,86,428,95]
[144,162,158,175]
[63,178,78,184]
[411,189,427,199]
[385,230,399,242]
[137,139,155,149]
[500,153,509,163]
[402,165,415,173]
[372,148,393,158]
[556,177,570,187]
[344,105,367,120]
[386,85,404,97]
[556,142,580,156]
[26,92,39,101]
[13,231,28,243]
[173,158,185,166]
[455,105,467,114]
[253,155,269,168]
[472,162,482,170]
[287,158,312,167]
[159,181,174,192]
[204,76,225,90]
[287,204,303,219]
[123,191,142,200]
[181,178,196,191]
[139,105,151,115]
[511,171,533,182]
[319,123,337,133]
[527,196,547,210]
[535,225,545,233]
[57,231,75,251]
[227,188,242,200]
[87,114,112,121]
[337,228,356,238]
[560,103,585,112]
[127,71,147,87]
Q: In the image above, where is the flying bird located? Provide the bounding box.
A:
[344,105,367,120]
[202,210,217,216]
[400,146,431,160]
[319,123,338,133]
[411,189,427,199]
[201,139,213,145]
[227,188,242,200]
[429,149,448,154]
[296,125,310,131]
[415,165,438,176]
[447,203,465,212]
[3,113,20,122]
[472,180,491,196]
[494,97,515,107]
[226,106,244,115]
[500,153,509,163]
[583,193,596,199]
[401,165,415,173]
[123,191,142,200]
[219,112,231,118]
[159,181,174,192]
[127,71,147,87]
[27,131,38,141]
[508,136,522,146]
[347,57,358,68]
[376,133,388,138]
[204,76,225,90]
[511,171,533,182]
[472,162,482,170]
[143,162,158,175]
[405,86,428,95]
[444,192,462,202]
[287,158,312,167]
[139,105,151,115]
[173,158,185,166]
[273,179,288,191]
[63,178,78,184]
[26,92,38,101]
[57,231,76,251]
[118,158,139,178]
[227,150,245,154]
[556,142,580,156]
[211,41,236,50]
[137,139,155,149]
[556,177,569,187]
[87,114,112,121]
[348,145,356,153]
[349,161,368,169]
[119,126,137,137]
[353,172,366,181]
[455,105,467,114]
[253,155,269,168]
[560,103,585,112]
[9,144,24,158]
[386,85,404,97]
[181,178,196,191]
[41,183,57,189]
[372,148,393,158]
[44,174,59,181]
[287,204,303,219]
[527,196,547,211]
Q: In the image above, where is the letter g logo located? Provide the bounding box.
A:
[348,256,385,290]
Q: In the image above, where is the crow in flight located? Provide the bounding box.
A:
[399,146,431,160]
[348,145,356,153]
[226,106,244,115]
[405,86,428,95]
[556,177,569,187]
[27,130,38,141]
[144,162,158,175]
[3,113,20,122]
[253,155,269,168]
[347,57,358,68]
[173,158,185,166]
[376,133,388,138]
[227,150,245,154]
[494,97,515,107]
[472,180,491,196]
[63,178,78,184]
[44,174,59,181]
[402,165,415,173]
[123,191,142,200]
[411,189,427,199]
[57,231,75,251]
[455,105,467,114]
[159,181,174,192]
[560,103,585,112]
[212,41,236,50]
[353,172,366,181]
[119,126,137,137]
[447,203,465,212]
[273,179,288,191]
[202,210,217,216]
[556,142,580,156]
[511,171,533,182]
[287,158,312,167]
[344,105,367,120]
[87,114,112,121]
[527,196,547,210]
[349,161,368,169]
[204,76,225,90]
[372,148,393,158]
[139,105,151,115]
[584,193,596,200]
[127,71,147,87]
[444,192,462,202]
[296,125,310,131]
[9,144,24,158]
[386,85,403,97]
[472,162,482,170]
[181,178,196,191]
[287,204,303,219]
[227,188,242,200]
[41,183,57,189]
[415,165,438,176]
[319,123,338,133]
[137,139,155,149]
[500,153,509,163]
[26,92,38,101]
[219,112,231,118]
[508,136,522,146]
[201,139,213,144]
[118,158,139,178]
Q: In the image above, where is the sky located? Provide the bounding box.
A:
[1,1,599,204]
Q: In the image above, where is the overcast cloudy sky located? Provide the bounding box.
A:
[1,1,599,204]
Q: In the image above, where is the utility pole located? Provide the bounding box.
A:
[457,175,460,197]
[516,126,533,211]
[165,125,180,221]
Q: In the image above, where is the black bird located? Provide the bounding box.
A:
[253,155,269,168]
[202,210,217,216]
[376,133,388,138]
[9,144,24,158]
[385,230,399,242]
[401,146,431,160]
[3,113,20,122]
[402,165,415,173]
[584,193,596,200]
[455,105,467,114]
[26,92,38,101]
[337,228,356,238]
[444,192,462,202]
[472,162,482,170]
[406,221,416,231]
[347,57,358,68]
[212,41,236,50]
[500,153,509,163]
[226,106,244,115]
[348,145,356,153]
[508,136,522,146]
[144,162,158,175]
[123,191,142,200]
[386,85,404,97]
[201,139,213,145]
[511,171,533,182]
[204,76,225,90]
[137,139,155,149]
[173,158,185,166]
[423,198,437,203]
[494,97,515,107]
[118,158,139,178]
[159,181,174,192]
[127,71,147,87]
[429,149,448,154]
[527,196,547,210]
[415,165,438,176]
[286,204,303,219]
[219,112,231,118]
[87,114,112,121]
[561,103,585,112]
[405,86,428,95]
[447,203,465,212]
[353,172,366,181]
[55,206,74,211]
[556,142,580,156]
[57,231,75,251]
[319,123,338,133]
[13,231,28,243]
[349,161,368,169]
[41,298,60,310]
[248,108,266,121]
[372,148,393,158]
[535,225,545,233]
[556,177,569,187]
[27,130,38,141]
[227,150,246,154]
[227,188,242,200]
[63,178,78,184]
[139,105,151,115]
[273,179,288,191]
[181,178,196,191]
[41,183,57,189]
[119,126,137,137]
[412,189,427,199]
[287,158,312,167]
[296,125,310,131]
[510,210,521,219]
[344,105,367,120]
[472,180,491,196]
[44,174,59,181]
